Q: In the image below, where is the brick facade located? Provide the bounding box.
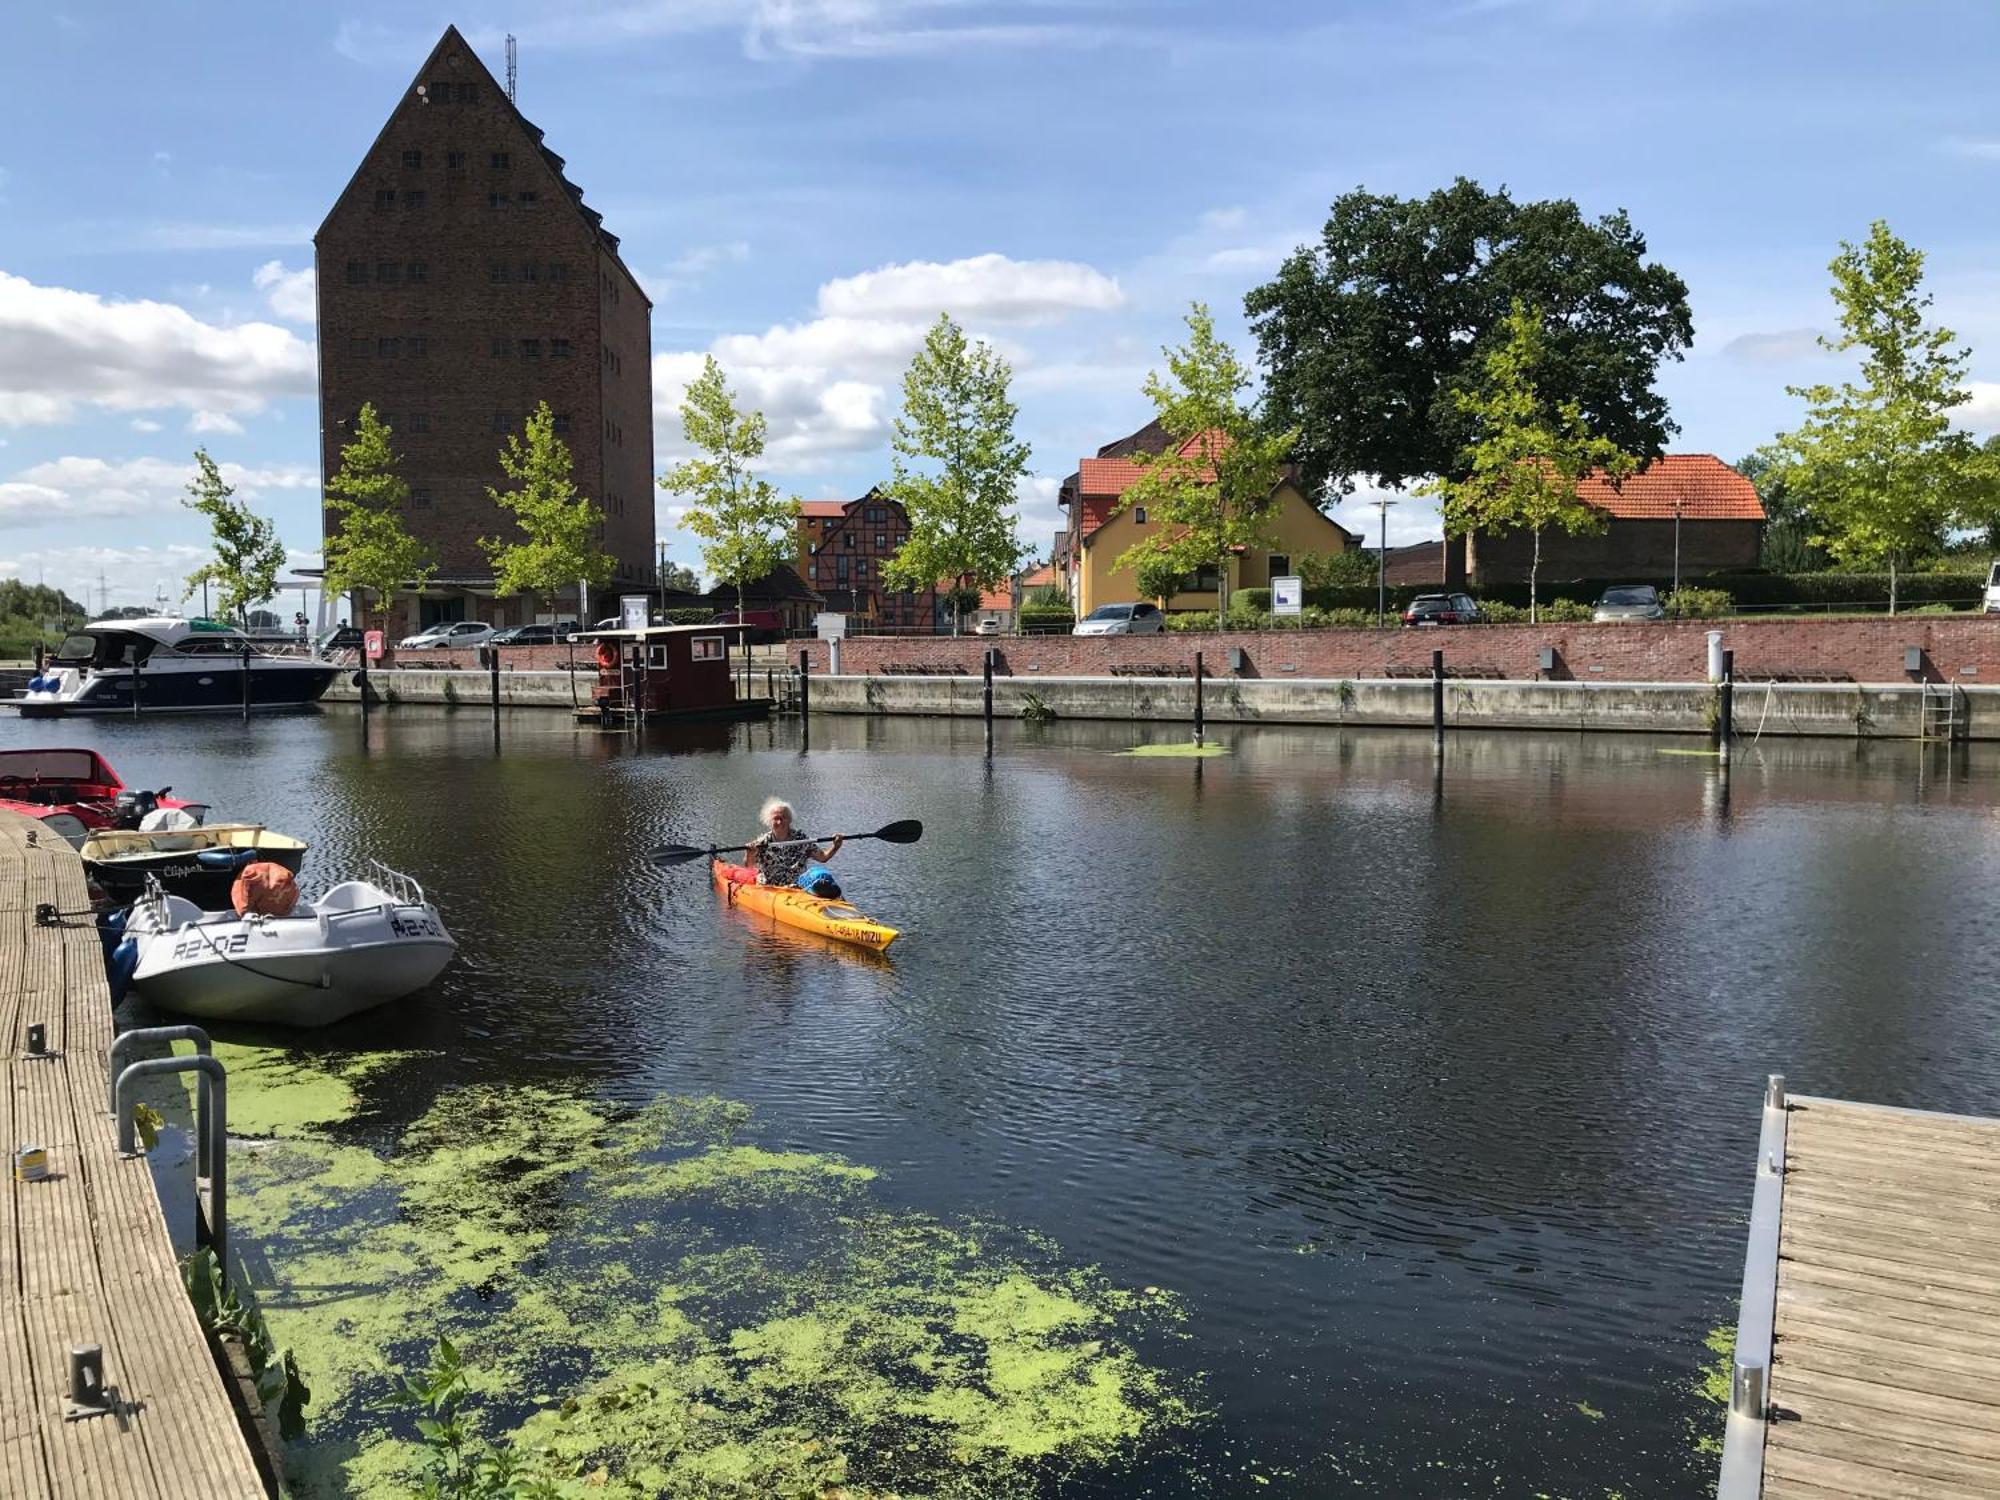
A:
[795,617,2000,685]
[796,490,941,630]
[1463,519,1763,586]
[315,25,653,635]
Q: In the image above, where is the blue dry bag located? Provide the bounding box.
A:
[796,864,842,899]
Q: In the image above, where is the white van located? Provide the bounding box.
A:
[1986,562,2000,614]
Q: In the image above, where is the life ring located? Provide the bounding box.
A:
[595,641,620,672]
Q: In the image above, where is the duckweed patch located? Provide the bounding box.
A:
[1118,741,1231,757]
[216,1044,1198,1498]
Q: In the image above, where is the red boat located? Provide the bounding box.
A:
[0,748,206,847]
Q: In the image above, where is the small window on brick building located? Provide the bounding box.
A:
[488,191,509,209]
[407,336,428,358]
[548,262,569,282]
[519,338,541,359]
[374,188,396,210]
[493,411,511,431]
[375,261,402,284]
[407,261,428,283]
[490,336,509,358]
[349,337,371,357]
[489,262,511,283]
[402,149,422,169]
[808,562,817,579]
[551,338,572,358]
[520,261,539,283]
[1134,506,1147,524]
[875,534,886,549]
[411,487,433,508]
[377,337,401,358]
[410,413,431,432]
[856,559,869,579]
[516,190,539,207]
[402,190,426,209]
[446,149,465,170]
[345,260,367,284]
[867,505,884,523]
[455,82,476,103]
[491,150,510,169]
[552,413,571,435]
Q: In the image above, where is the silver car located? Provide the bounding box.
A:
[1073,602,1166,636]
[1593,585,1665,623]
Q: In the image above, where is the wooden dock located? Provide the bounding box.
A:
[1719,1077,2000,1498]
[0,810,266,1497]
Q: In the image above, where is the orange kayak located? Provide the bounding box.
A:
[711,861,900,952]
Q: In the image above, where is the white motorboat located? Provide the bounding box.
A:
[125,864,454,1027]
[10,616,337,716]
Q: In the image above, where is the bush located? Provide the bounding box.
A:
[1233,587,1272,614]
[1165,611,1217,632]
[1018,606,1075,634]
[657,607,716,625]
[1025,583,1070,608]
[1664,588,1733,619]
[1299,549,1378,591]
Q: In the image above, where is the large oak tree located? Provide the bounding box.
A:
[1244,178,1693,497]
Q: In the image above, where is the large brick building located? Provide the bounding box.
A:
[316,26,654,634]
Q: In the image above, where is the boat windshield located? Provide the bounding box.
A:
[52,634,95,663]
[174,631,256,656]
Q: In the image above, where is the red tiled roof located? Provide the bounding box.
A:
[799,500,849,519]
[977,586,1012,611]
[1581,455,1765,521]
[1019,563,1056,589]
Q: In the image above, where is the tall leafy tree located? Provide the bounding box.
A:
[182,448,288,624]
[881,314,1029,635]
[1419,301,1637,622]
[1244,178,1692,497]
[659,357,799,667]
[1768,222,1994,612]
[482,401,615,613]
[322,403,435,628]
[1113,303,1294,618]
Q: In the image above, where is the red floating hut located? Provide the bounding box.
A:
[574,623,770,724]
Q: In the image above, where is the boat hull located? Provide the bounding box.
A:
[14,660,337,717]
[85,840,307,908]
[711,860,899,951]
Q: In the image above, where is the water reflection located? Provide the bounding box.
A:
[10,705,2000,1497]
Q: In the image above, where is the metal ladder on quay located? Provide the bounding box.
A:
[1920,680,1962,741]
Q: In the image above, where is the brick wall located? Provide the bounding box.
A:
[798,617,2000,684]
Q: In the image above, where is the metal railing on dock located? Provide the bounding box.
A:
[1717,1076,2000,1498]
[0,811,266,1497]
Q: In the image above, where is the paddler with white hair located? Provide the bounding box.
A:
[745,798,844,893]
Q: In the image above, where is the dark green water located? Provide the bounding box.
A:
[11,707,2000,1497]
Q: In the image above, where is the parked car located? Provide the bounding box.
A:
[1073,603,1166,636]
[1984,561,2000,614]
[489,623,573,647]
[1592,584,1666,623]
[973,617,1005,636]
[399,621,494,651]
[1401,593,1482,627]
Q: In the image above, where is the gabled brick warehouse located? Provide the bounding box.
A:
[315,25,654,635]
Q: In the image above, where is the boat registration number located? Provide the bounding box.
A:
[172,933,250,959]
[389,911,442,938]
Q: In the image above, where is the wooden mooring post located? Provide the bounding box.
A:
[1431,649,1445,754]
[1193,651,1205,747]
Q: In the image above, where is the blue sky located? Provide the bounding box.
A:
[6,0,2000,612]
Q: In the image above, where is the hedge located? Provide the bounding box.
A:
[658,607,716,625]
[1018,607,1075,634]
[1302,571,1982,614]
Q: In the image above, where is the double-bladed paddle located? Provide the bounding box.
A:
[647,818,923,869]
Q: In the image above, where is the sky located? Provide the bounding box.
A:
[8,0,2000,613]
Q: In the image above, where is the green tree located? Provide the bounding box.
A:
[1419,301,1637,622]
[1736,444,1828,572]
[659,562,702,593]
[322,403,436,627]
[881,314,1029,635]
[1245,177,1692,497]
[181,449,288,624]
[659,356,798,678]
[1768,222,1995,612]
[482,401,614,616]
[1112,303,1294,618]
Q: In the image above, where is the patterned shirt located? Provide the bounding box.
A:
[755,832,820,886]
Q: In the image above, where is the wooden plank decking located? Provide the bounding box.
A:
[1719,1082,2000,1499]
[0,810,266,1498]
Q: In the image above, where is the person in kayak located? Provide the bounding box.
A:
[748,799,843,886]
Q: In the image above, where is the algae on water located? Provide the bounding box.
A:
[215,1046,1198,1498]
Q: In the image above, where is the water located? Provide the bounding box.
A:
[12,706,2000,1496]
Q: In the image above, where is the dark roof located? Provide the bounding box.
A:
[1097,418,1171,458]
[704,563,822,606]
[315,26,648,305]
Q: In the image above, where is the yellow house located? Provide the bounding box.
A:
[1058,424,1360,614]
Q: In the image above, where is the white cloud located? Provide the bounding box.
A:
[252,260,316,323]
[817,253,1123,325]
[1199,207,1248,232]
[666,241,750,278]
[0,270,315,427]
[1957,381,2000,434]
[1721,327,1829,365]
[0,542,326,615]
[130,418,162,433]
[189,410,247,436]
[1326,482,1444,547]
[0,455,317,529]
[1939,137,2000,161]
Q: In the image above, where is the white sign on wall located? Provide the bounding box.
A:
[815,612,848,641]
[1272,575,1304,616]
[619,594,650,632]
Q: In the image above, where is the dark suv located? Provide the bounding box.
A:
[1401,593,1482,626]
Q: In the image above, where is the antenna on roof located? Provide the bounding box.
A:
[506,34,517,103]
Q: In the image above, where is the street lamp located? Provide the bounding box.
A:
[1672,495,1684,602]
[1373,495,1399,628]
